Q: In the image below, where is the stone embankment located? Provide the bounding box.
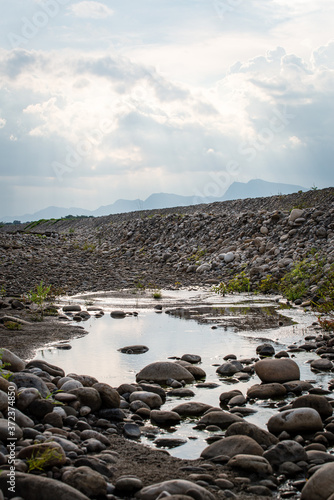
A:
[0,188,333,297]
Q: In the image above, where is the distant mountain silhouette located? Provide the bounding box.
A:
[0,179,307,223]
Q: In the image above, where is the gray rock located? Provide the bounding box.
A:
[225,421,278,448]
[263,440,307,467]
[136,362,195,384]
[198,410,243,430]
[267,408,323,435]
[301,462,334,499]
[0,418,23,441]
[311,358,334,371]
[172,402,213,416]
[256,343,275,357]
[92,382,121,408]
[12,372,50,398]
[123,423,141,439]
[17,442,66,467]
[255,358,300,383]
[0,348,25,371]
[129,391,163,409]
[0,471,90,500]
[291,394,333,418]
[181,354,201,364]
[118,345,149,354]
[216,363,239,376]
[228,454,273,475]
[154,437,187,448]
[0,390,8,412]
[26,359,64,377]
[62,466,108,497]
[150,410,181,427]
[247,383,287,399]
[68,387,102,412]
[115,476,143,494]
[110,310,126,318]
[137,479,216,500]
[201,435,264,459]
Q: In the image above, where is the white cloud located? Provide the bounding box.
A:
[0,118,6,128]
[70,1,114,20]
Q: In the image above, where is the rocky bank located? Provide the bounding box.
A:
[0,188,334,500]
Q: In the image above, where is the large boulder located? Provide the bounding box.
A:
[255,358,300,383]
[136,362,195,384]
[137,479,215,500]
[291,394,333,419]
[198,410,243,430]
[301,463,334,500]
[267,408,323,435]
[12,372,50,398]
[0,471,90,500]
[247,383,287,399]
[225,421,278,449]
[263,440,308,467]
[201,435,264,459]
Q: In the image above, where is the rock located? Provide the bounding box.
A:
[216,363,238,377]
[291,394,333,418]
[0,348,25,371]
[311,358,334,371]
[61,379,83,391]
[28,399,54,418]
[68,387,102,412]
[168,388,195,398]
[115,476,143,495]
[172,402,213,416]
[263,440,307,467]
[0,471,90,500]
[225,421,278,448]
[181,354,201,364]
[201,435,264,459]
[198,410,243,430]
[62,466,108,497]
[228,454,273,475]
[137,479,216,500]
[12,372,50,398]
[0,418,23,440]
[154,437,188,448]
[247,383,287,399]
[118,345,149,354]
[176,361,206,379]
[267,408,323,435]
[123,423,141,439]
[255,358,300,383]
[301,462,334,500]
[17,442,66,467]
[219,390,243,404]
[256,343,275,357]
[0,390,8,412]
[224,252,235,263]
[289,209,305,222]
[150,410,181,427]
[80,429,110,446]
[110,310,126,318]
[12,408,35,428]
[136,362,195,384]
[92,382,121,408]
[26,359,64,377]
[129,391,163,409]
[63,305,82,312]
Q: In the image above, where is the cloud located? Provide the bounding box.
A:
[70,1,114,20]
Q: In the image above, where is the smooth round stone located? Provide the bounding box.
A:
[0,419,23,440]
[92,383,121,408]
[301,462,334,499]
[263,440,307,467]
[175,361,206,379]
[267,408,323,435]
[256,343,275,357]
[181,354,201,364]
[137,479,216,500]
[168,388,195,398]
[0,348,25,372]
[68,387,102,412]
[255,358,300,383]
[136,362,195,384]
[63,305,81,312]
[118,345,149,354]
[226,421,278,448]
[129,391,162,409]
[150,410,181,427]
[62,465,108,497]
[172,402,213,417]
[201,435,264,459]
[247,383,287,399]
[54,393,77,403]
[17,442,66,467]
[198,411,243,430]
[154,437,187,448]
[311,358,334,371]
[291,394,333,418]
[115,477,143,494]
[216,363,239,376]
[228,395,247,406]
[228,454,273,475]
[12,372,50,398]
[123,423,141,439]
[26,359,64,377]
[110,310,126,318]
[219,390,243,404]
[61,380,83,391]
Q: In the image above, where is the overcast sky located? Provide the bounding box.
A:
[0,0,333,217]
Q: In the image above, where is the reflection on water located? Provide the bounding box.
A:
[35,296,331,459]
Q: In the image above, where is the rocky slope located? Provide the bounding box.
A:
[0,188,333,297]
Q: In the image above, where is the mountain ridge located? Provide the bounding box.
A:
[0,179,307,223]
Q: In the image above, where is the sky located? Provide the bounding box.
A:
[0,0,334,217]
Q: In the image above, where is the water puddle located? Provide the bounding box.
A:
[35,289,331,459]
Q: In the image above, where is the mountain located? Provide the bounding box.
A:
[221,179,306,201]
[0,179,307,223]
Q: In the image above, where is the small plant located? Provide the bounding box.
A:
[27,281,52,318]
[4,321,22,330]
[212,281,228,297]
[257,274,279,294]
[0,349,13,380]
[152,290,162,299]
[81,242,96,252]
[227,271,251,293]
[26,446,64,472]
[0,286,6,298]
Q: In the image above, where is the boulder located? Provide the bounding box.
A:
[0,419,23,441]
[0,471,90,500]
[291,394,333,419]
[136,362,195,384]
[129,391,163,409]
[247,383,287,399]
[216,362,239,376]
[301,462,334,500]
[255,358,300,383]
[175,361,206,379]
[172,402,213,417]
[267,408,323,435]
[198,410,243,430]
[181,354,201,364]
[256,343,275,357]
[17,442,66,467]
[62,466,108,497]
[12,372,50,398]
[263,440,307,467]
[0,348,25,371]
[118,345,149,354]
[150,410,181,427]
[311,358,334,371]
[92,383,121,408]
[25,359,64,377]
[225,421,278,448]
[228,454,273,476]
[68,387,102,412]
[137,479,216,500]
[201,435,264,459]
